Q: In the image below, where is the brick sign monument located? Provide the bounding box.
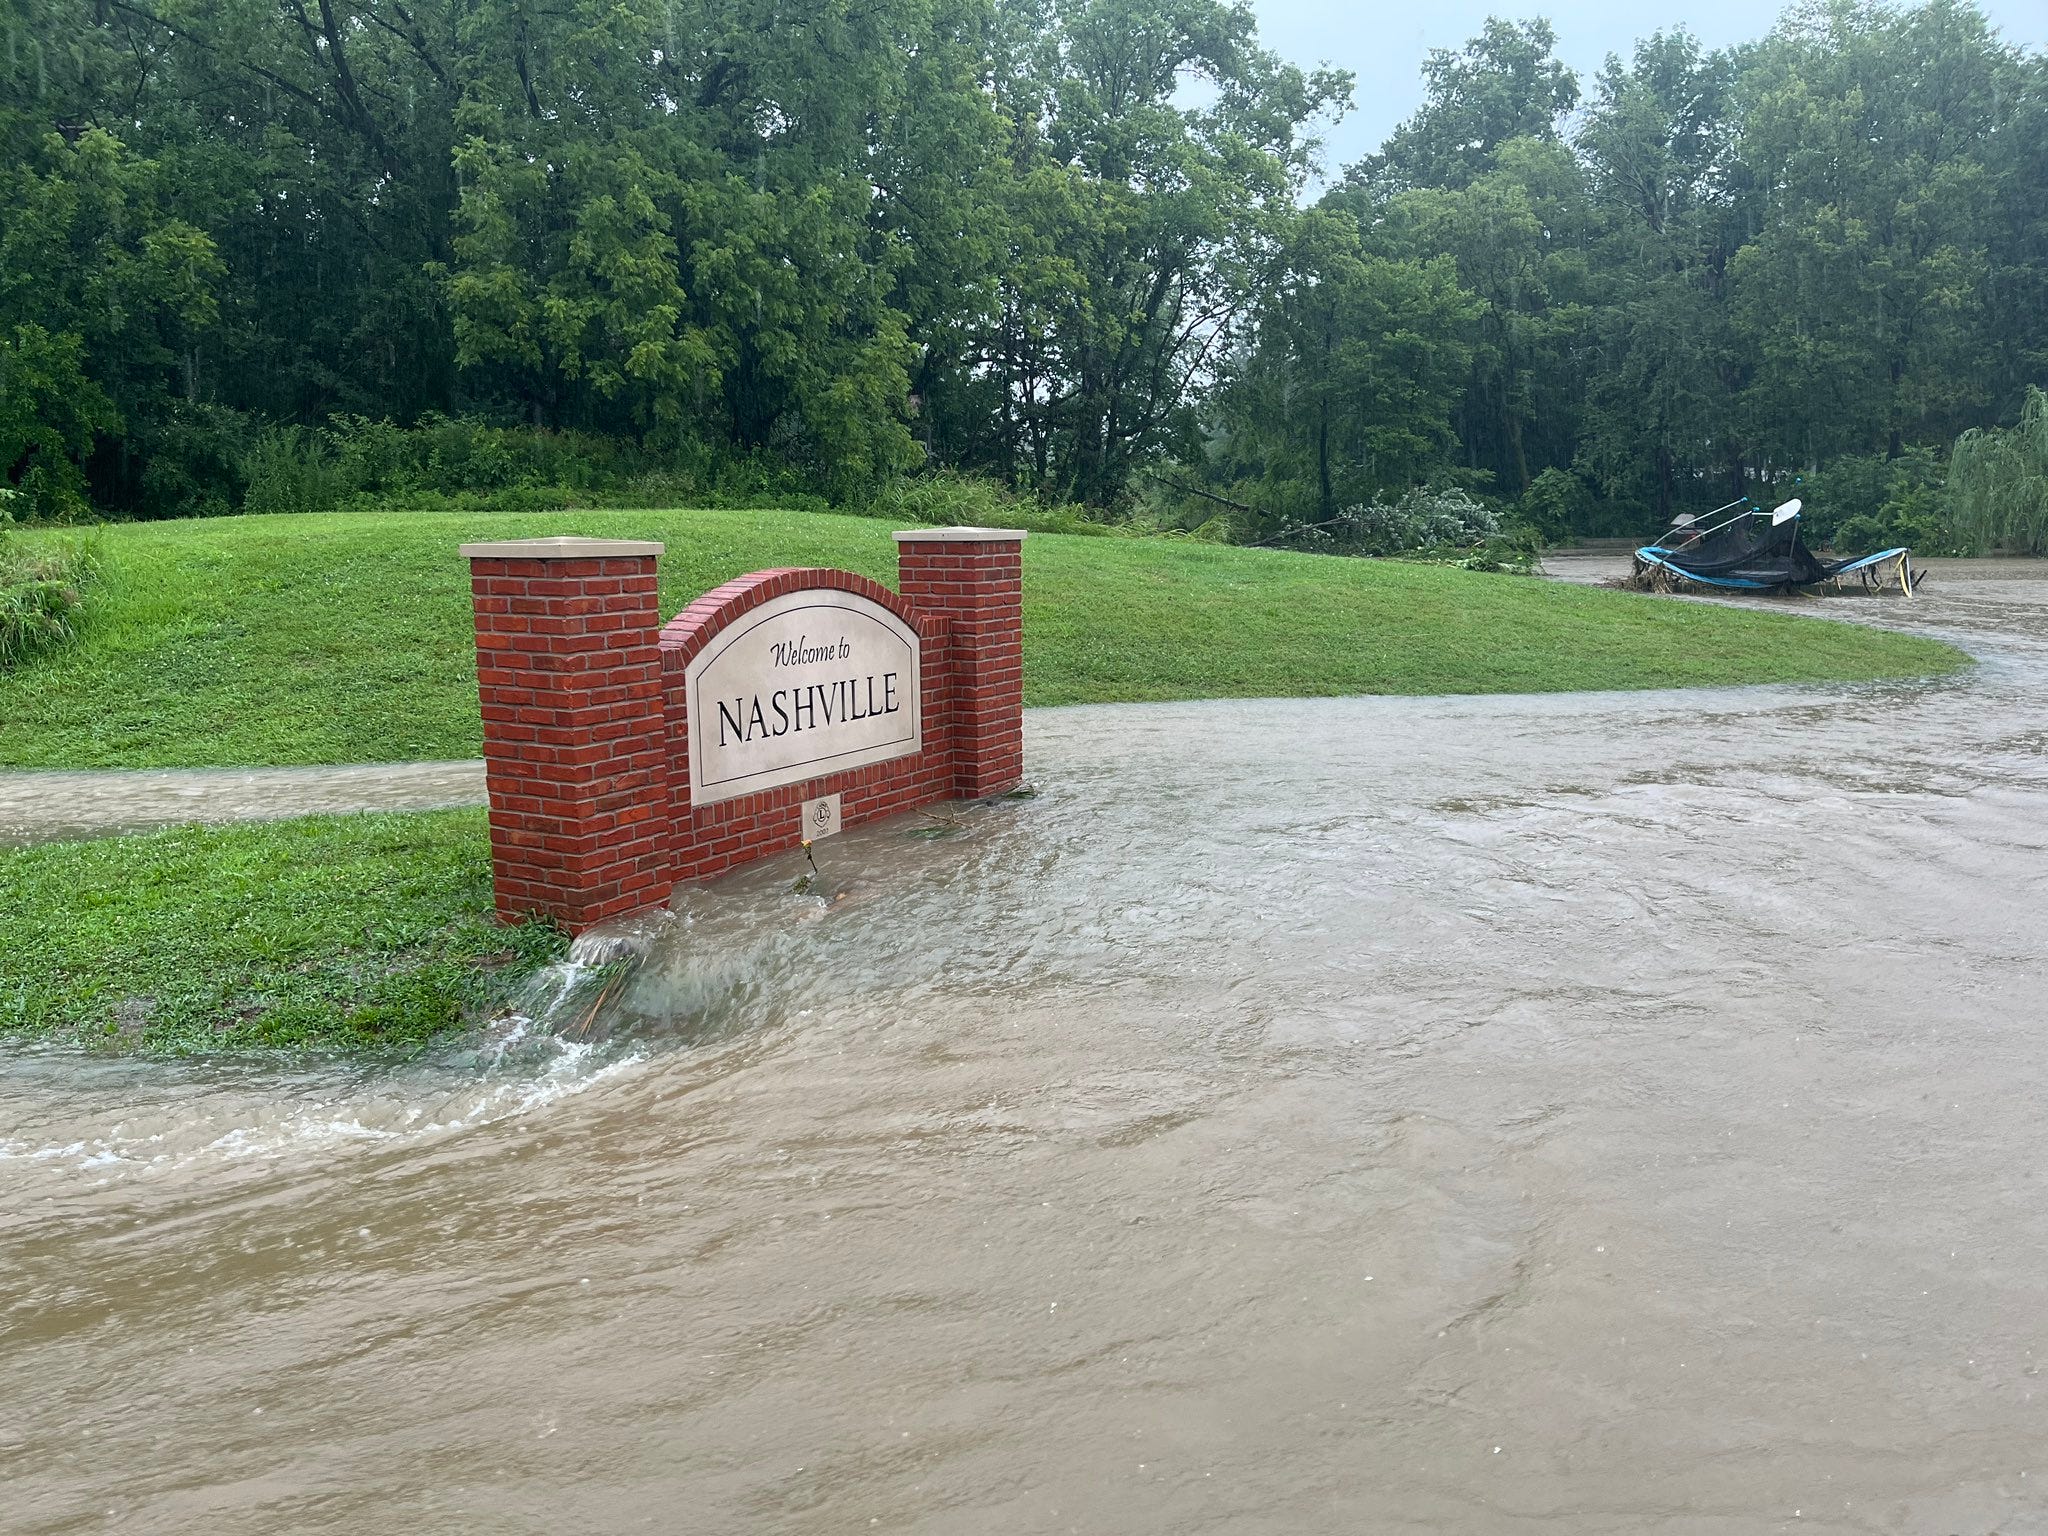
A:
[459,529,1026,934]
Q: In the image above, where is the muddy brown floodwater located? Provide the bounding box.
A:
[5,564,2047,1534]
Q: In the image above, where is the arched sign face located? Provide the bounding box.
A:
[683,588,922,805]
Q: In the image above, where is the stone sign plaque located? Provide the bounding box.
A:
[683,588,922,805]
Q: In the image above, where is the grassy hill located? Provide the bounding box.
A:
[0,507,1974,1053]
[1,508,1968,770]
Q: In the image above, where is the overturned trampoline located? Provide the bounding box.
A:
[1630,498,1924,596]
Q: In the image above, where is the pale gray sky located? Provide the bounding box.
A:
[1244,0,2048,178]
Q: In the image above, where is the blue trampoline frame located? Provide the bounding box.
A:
[1633,543,1910,591]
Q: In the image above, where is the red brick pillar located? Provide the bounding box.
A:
[895,528,1027,798]
[460,537,672,933]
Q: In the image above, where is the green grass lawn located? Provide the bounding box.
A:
[0,809,563,1054]
[0,507,1972,1054]
[1,507,1968,769]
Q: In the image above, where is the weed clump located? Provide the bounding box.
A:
[0,496,103,668]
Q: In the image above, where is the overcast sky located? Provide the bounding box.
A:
[1243,0,2048,179]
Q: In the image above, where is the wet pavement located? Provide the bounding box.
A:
[2,563,2046,1533]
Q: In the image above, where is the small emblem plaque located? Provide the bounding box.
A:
[800,792,843,841]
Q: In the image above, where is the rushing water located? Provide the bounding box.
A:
[5,565,2046,1534]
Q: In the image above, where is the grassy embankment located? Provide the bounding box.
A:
[0,509,1969,1054]
[0,508,1967,767]
[1,810,555,1055]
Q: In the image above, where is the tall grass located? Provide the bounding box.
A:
[240,424,350,516]
[864,470,1116,536]
[0,526,103,668]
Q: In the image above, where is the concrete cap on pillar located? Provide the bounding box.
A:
[459,536,665,559]
[892,526,1028,543]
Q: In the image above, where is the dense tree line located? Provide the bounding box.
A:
[1226,5,2047,545]
[2,0,2043,542]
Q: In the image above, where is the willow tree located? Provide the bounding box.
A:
[1950,386,2048,554]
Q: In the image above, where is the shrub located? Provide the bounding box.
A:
[240,415,645,513]
[1801,456,1886,546]
[234,414,848,516]
[135,402,254,519]
[865,470,1117,537]
[1517,467,1595,543]
[1275,484,1501,556]
[1951,385,2048,555]
[0,512,103,668]
[243,424,349,515]
[1808,446,1968,556]
[1,324,114,524]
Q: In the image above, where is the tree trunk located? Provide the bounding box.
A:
[1316,408,1333,520]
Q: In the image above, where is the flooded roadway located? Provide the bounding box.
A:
[4,564,2046,1533]
[0,761,486,849]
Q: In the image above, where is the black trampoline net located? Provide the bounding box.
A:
[1651,512,1843,588]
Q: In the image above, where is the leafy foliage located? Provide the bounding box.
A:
[1269,485,1506,558]
[1,0,2043,544]
[1949,385,2048,554]
[1212,209,1476,526]
[1215,4,2044,543]
[239,416,682,514]
[1807,447,1967,555]
[0,121,223,519]
[866,470,1111,536]
[1352,19,1580,195]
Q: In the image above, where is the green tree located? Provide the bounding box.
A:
[1351,18,1579,195]
[1980,48,2048,422]
[1729,1,2020,466]
[1216,208,1476,524]
[1323,21,1589,500]
[0,129,221,517]
[1950,384,2048,553]
[1362,137,1592,497]
[447,0,959,495]
[970,0,1350,506]
[1573,31,1744,521]
[4,0,2046,532]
